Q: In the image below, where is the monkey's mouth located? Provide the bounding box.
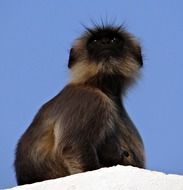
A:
[100,50,115,59]
[89,48,122,62]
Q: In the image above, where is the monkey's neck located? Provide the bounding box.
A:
[85,74,133,122]
[85,73,125,100]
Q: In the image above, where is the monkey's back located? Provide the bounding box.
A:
[15,84,145,185]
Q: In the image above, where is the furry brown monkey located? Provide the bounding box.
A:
[14,24,145,185]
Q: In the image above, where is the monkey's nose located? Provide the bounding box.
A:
[101,37,111,44]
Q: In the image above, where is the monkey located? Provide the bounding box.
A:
[14,24,145,185]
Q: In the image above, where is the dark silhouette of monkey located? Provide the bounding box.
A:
[14,24,145,185]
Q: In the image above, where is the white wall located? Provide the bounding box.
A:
[6,166,183,190]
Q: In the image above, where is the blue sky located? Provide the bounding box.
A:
[0,1,183,188]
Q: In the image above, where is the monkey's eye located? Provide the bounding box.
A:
[111,37,117,43]
[88,38,98,44]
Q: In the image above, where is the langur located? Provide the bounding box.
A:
[15,24,145,185]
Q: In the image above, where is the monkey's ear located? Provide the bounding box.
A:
[68,48,76,68]
[136,47,143,67]
[138,52,143,67]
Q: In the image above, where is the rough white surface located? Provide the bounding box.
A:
[6,166,183,190]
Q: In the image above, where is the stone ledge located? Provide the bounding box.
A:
[6,165,183,190]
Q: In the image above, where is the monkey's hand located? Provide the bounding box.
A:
[97,132,129,167]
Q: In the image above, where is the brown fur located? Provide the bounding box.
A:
[14,25,145,185]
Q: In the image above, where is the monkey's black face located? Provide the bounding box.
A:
[86,28,124,62]
[84,26,143,68]
[69,25,143,83]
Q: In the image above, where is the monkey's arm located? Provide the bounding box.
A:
[43,84,125,172]
[52,84,113,173]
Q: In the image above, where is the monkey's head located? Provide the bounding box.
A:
[68,25,143,86]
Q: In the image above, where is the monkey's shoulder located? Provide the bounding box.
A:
[40,84,113,112]
[60,83,111,101]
